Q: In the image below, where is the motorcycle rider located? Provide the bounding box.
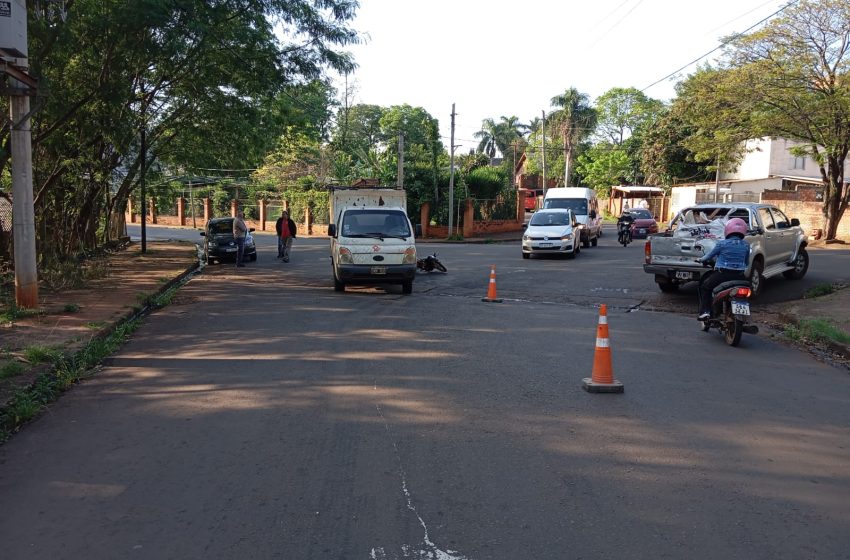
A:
[616,210,635,244]
[696,217,750,320]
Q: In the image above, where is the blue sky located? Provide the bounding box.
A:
[333,0,788,153]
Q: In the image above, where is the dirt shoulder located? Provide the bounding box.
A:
[0,242,198,408]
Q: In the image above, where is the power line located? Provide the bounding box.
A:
[589,0,646,49]
[641,0,799,93]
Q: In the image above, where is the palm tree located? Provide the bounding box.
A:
[549,88,597,187]
[474,118,500,158]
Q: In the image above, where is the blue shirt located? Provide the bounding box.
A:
[700,237,750,270]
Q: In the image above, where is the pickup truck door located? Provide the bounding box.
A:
[756,207,790,267]
[766,207,797,263]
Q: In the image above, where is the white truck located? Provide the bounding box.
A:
[643,203,809,296]
[327,186,417,294]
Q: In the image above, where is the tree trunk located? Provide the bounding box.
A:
[822,154,849,241]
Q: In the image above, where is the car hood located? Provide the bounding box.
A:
[631,219,656,227]
[525,224,575,237]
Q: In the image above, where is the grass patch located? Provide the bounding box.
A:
[0,361,25,379]
[85,321,107,330]
[23,345,63,364]
[63,303,81,313]
[0,305,42,324]
[0,317,140,442]
[804,283,835,298]
[785,318,850,346]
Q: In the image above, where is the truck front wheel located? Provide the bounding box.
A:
[401,281,413,295]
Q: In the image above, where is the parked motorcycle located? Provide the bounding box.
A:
[416,252,447,273]
[697,262,759,346]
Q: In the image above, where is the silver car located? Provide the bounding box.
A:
[522,209,583,259]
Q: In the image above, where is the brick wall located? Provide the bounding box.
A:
[762,187,850,239]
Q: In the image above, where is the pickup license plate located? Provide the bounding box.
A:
[370,266,387,275]
[731,301,750,315]
[675,271,693,280]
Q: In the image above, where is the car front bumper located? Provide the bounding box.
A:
[336,264,416,284]
[522,240,577,254]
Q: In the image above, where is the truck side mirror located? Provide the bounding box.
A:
[790,218,800,227]
[415,224,422,237]
[328,224,336,237]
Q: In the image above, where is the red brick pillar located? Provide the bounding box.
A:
[203,198,212,222]
[259,199,267,231]
[177,197,186,226]
[127,196,136,223]
[516,190,524,223]
[463,199,474,239]
[149,198,157,224]
[305,205,312,236]
[420,202,430,238]
[231,199,238,217]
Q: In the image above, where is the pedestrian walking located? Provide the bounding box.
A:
[233,211,248,268]
[275,210,297,262]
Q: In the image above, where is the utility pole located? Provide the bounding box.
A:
[397,133,404,188]
[448,103,456,237]
[541,110,547,197]
[714,153,722,203]
[140,98,147,253]
[3,0,40,309]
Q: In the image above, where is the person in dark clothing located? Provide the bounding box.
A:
[696,218,751,320]
[275,211,297,262]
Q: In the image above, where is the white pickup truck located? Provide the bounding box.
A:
[643,203,809,296]
[327,186,417,294]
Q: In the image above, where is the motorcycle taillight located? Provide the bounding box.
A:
[733,287,752,298]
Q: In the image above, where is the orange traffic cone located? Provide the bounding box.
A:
[481,264,503,303]
[582,304,624,393]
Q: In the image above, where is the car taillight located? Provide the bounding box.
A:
[644,241,651,264]
[733,287,751,298]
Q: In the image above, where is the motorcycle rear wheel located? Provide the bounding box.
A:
[725,317,743,346]
[434,261,447,273]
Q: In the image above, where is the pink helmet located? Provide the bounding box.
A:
[724,218,748,238]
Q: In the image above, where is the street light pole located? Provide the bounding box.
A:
[448,103,456,238]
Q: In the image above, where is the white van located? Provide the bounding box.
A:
[327,186,417,295]
[542,187,602,247]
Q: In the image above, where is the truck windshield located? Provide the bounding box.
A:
[341,209,411,238]
[543,198,587,214]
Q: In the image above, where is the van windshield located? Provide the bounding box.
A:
[341,209,411,238]
[543,198,587,214]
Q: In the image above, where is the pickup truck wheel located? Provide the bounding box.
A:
[783,248,809,279]
[749,259,764,297]
[401,281,413,295]
[656,276,679,293]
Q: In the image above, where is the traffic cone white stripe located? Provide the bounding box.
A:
[598,316,608,325]
[596,338,609,348]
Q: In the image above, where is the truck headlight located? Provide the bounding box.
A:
[338,247,353,264]
[403,247,416,264]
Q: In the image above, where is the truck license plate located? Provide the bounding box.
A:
[732,301,750,315]
[370,266,387,275]
[675,271,692,280]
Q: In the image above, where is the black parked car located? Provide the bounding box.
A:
[199,217,257,264]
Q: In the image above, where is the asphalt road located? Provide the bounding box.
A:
[1,228,848,559]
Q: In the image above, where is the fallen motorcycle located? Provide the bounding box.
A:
[697,264,759,346]
[416,252,447,273]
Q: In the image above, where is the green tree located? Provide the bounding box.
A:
[594,87,664,145]
[549,88,597,187]
[719,0,850,239]
[576,144,632,192]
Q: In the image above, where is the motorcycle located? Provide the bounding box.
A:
[416,252,447,273]
[697,261,759,346]
[616,220,633,247]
